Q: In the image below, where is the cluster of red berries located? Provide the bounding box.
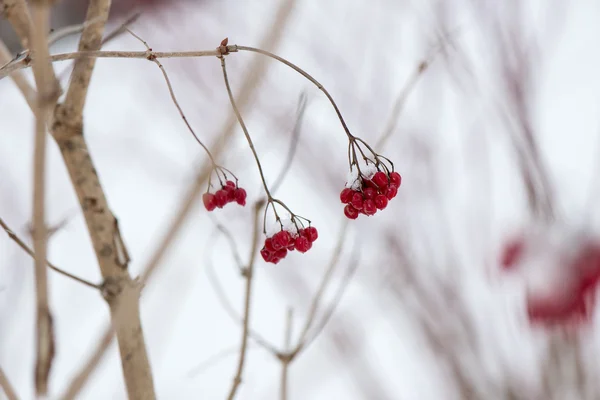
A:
[340,170,401,219]
[202,180,247,211]
[261,226,319,264]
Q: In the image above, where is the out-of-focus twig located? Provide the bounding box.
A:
[280,308,293,400]
[0,0,32,48]
[288,220,349,359]
[0,365,18,400]
[271,92,307,194]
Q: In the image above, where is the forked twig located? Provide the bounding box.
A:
[0,217,100,289]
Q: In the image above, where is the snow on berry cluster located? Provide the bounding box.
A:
[260,218,319,264]
[339,165,401,219]
[202,180,247,211]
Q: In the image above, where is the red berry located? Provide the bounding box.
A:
[273,231,291,250]
[374,194,388,210]
[226,180,236,188]
[287,240,296,251]
[363,199,377,215]
[344,204,359,220]
[363,179,378,190]
[340,188,353,204]
[304,226,318,242]
[260,247,272,262]
[363,187,377,200]
[265,238,276,252]
[271,256,282,264]
[275,248,288,260]
[372,171,388,189]
[234,188,247,206]
[202,193,216,211]
[224,185,236,202]
[389,172,401,187]
[386,184,398,200]
[295,236,311,253]
[351,192,364,210]
[214,189,228,208]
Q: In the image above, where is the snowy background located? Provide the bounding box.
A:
[2,0,600,399]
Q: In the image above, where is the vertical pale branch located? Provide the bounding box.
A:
[0,0,32,48]
[280,308,293,400]
[28,0,61,395]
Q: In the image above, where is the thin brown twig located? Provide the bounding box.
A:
[0,217,100,289]
[125,28,215,163]
[0,48,237,79]
[220,55,273,199]
[0,365,18,400]
[56,12,142,83]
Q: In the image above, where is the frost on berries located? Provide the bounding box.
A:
[203,179,247,212]
[340,161,401,219]
[499,225,600,327]
[261,217,318,264]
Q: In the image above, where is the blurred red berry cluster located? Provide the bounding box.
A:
[202,180,247,211]
[500,234,600,327]
[260,226,318,264]
[340,170,401,219]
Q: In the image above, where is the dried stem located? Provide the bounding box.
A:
[126,29,216,164]
[220,56,273,200]
[0,48,237,79]
[0,217,100,288]
[0,365,18,400]
[28,0,61,394]
[234,45,355,141]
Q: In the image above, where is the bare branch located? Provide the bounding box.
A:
[0,217,100,289]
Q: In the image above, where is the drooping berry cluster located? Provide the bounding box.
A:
[260,225,319,264]
[203,180,247,211]
[340,168,401,219]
